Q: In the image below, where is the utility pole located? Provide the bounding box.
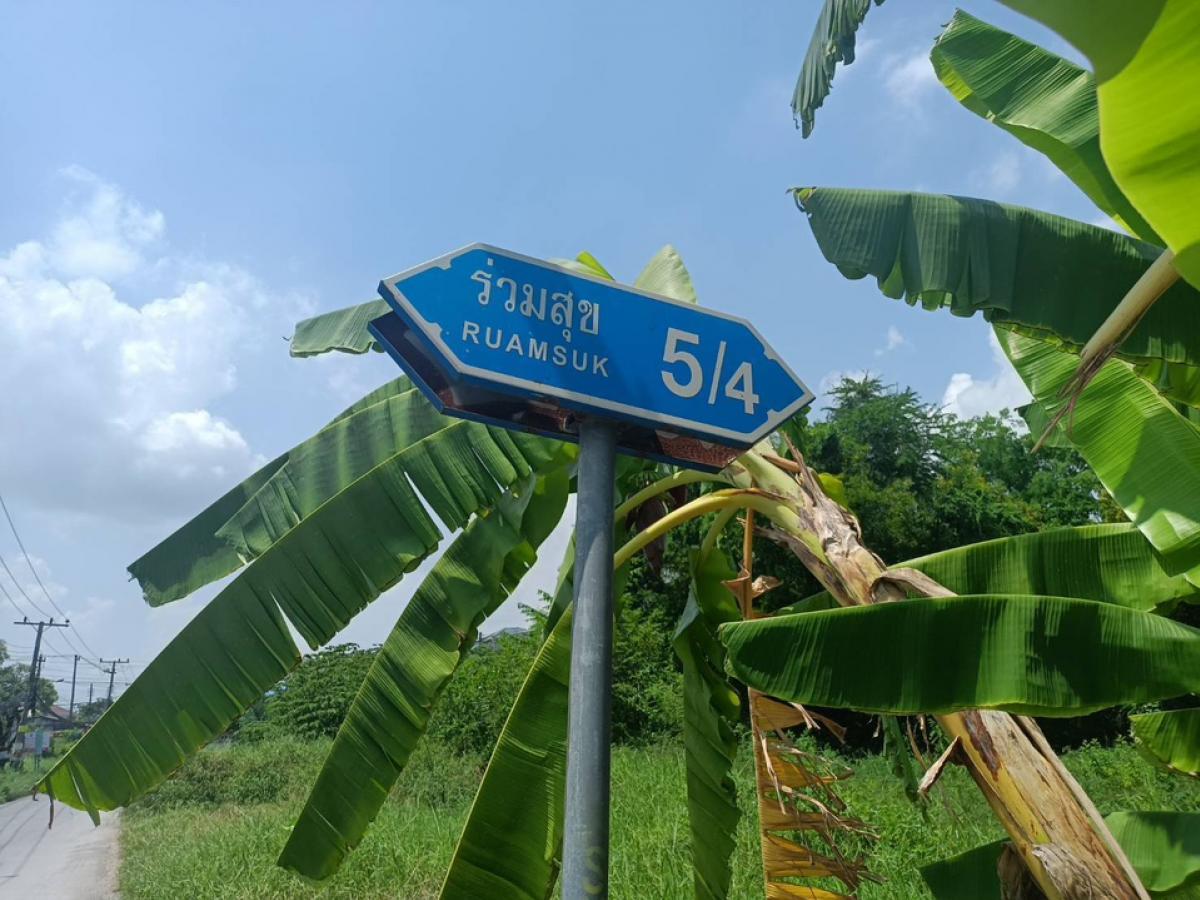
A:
[87,683,93,706]
[69,654,80,719]
[12,618,69,718]
[100,658,129,706]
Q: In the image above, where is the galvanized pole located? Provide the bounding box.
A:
[562,417,617,900]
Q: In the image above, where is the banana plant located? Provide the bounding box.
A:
[33,232,1200,899]
[787,6,1200,897]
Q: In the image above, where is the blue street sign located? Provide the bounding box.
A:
[369,244,812,467]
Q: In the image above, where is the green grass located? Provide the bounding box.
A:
[0,756,58,803]
[119,737,1200,899]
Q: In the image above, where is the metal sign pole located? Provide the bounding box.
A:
[562,417,618,900]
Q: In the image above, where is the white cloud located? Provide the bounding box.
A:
[884,51,939,108]
[941,330,1031,418]
[50,166,165,280]
[875,325,907,356]
[0,169,294,520]
[970,150,1023,199]
[837,37,881,83]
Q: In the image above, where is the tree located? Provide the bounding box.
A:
[0,641,57,753]
[265,644,377,741]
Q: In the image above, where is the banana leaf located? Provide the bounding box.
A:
[931,10,1159,242]
[922,811,1200,897]
[999,328,1200,573]
[290,298,389,356]
[1017,401,1071,449]
[792,0,887,137]
[278,470,569,880]
[440,605,573,899]
[216,388,469,561]
[41,425,571,815]
[919,839,1006,900]
[721,594,1200,717]
[794,188,1200,398]
[635,244,698,303]
[1000,1,1200,290]
[784,523,1200,616]
[126,377,412,605]
[1107,811,1200,895]
[1131,709,1200,778]
[672,547,742,900]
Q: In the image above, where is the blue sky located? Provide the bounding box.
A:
[0,1,1110,695]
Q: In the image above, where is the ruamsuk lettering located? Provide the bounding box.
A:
[462,321,609,377]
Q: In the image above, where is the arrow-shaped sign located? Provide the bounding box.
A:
[369,244,812,468]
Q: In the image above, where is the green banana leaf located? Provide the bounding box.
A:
[921,811,1200,897]
[575,251,613,280]
[1132,709,1200,778]
[290,298,390,356]
[999,328,1200,573]
[1000,1,1200,289]
[793,188,1200,398]
[784,523,1200,616]
[721,594,1200,717]
[216,388,470,562]
[931,10,1159,242]
[277,470,569,880]
[792,0,886,137]
[440,606,573,899]
[673,547,742,900]
[1108,811,1200,895]
[41,425,571,815]
[1017,401,1071,449]
[919,838,1006,900]
[441,541,638,898]
[635,244,698,303]
[126,377,412,605]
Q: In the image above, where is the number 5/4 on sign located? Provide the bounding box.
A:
[661,327,760,414]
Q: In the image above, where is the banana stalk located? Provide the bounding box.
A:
[1036,250,1178,449]
[728,448,1150,900]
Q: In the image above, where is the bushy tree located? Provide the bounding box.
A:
[1,641,57,750]
[795,375,1108,564]
[265,644,377,740]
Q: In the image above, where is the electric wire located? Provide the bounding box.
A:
[0,490,104,661]
[0,552,52,619]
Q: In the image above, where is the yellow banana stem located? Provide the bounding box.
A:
[1036,249,1179,450]
[612,488,783,570]
[612,469,726,522]
[1079,248,1178,364]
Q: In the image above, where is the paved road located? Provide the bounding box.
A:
[0,796,119,897]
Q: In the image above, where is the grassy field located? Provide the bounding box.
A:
[119,736,1200,899]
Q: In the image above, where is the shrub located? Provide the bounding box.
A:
[264,643,376,740]
[611,605,682,743]
[136,737,325,812]
[427,631,538,756]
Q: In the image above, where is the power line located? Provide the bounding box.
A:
[0,553,102,667]
[0,491,103,661]
[0,552,52,619]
